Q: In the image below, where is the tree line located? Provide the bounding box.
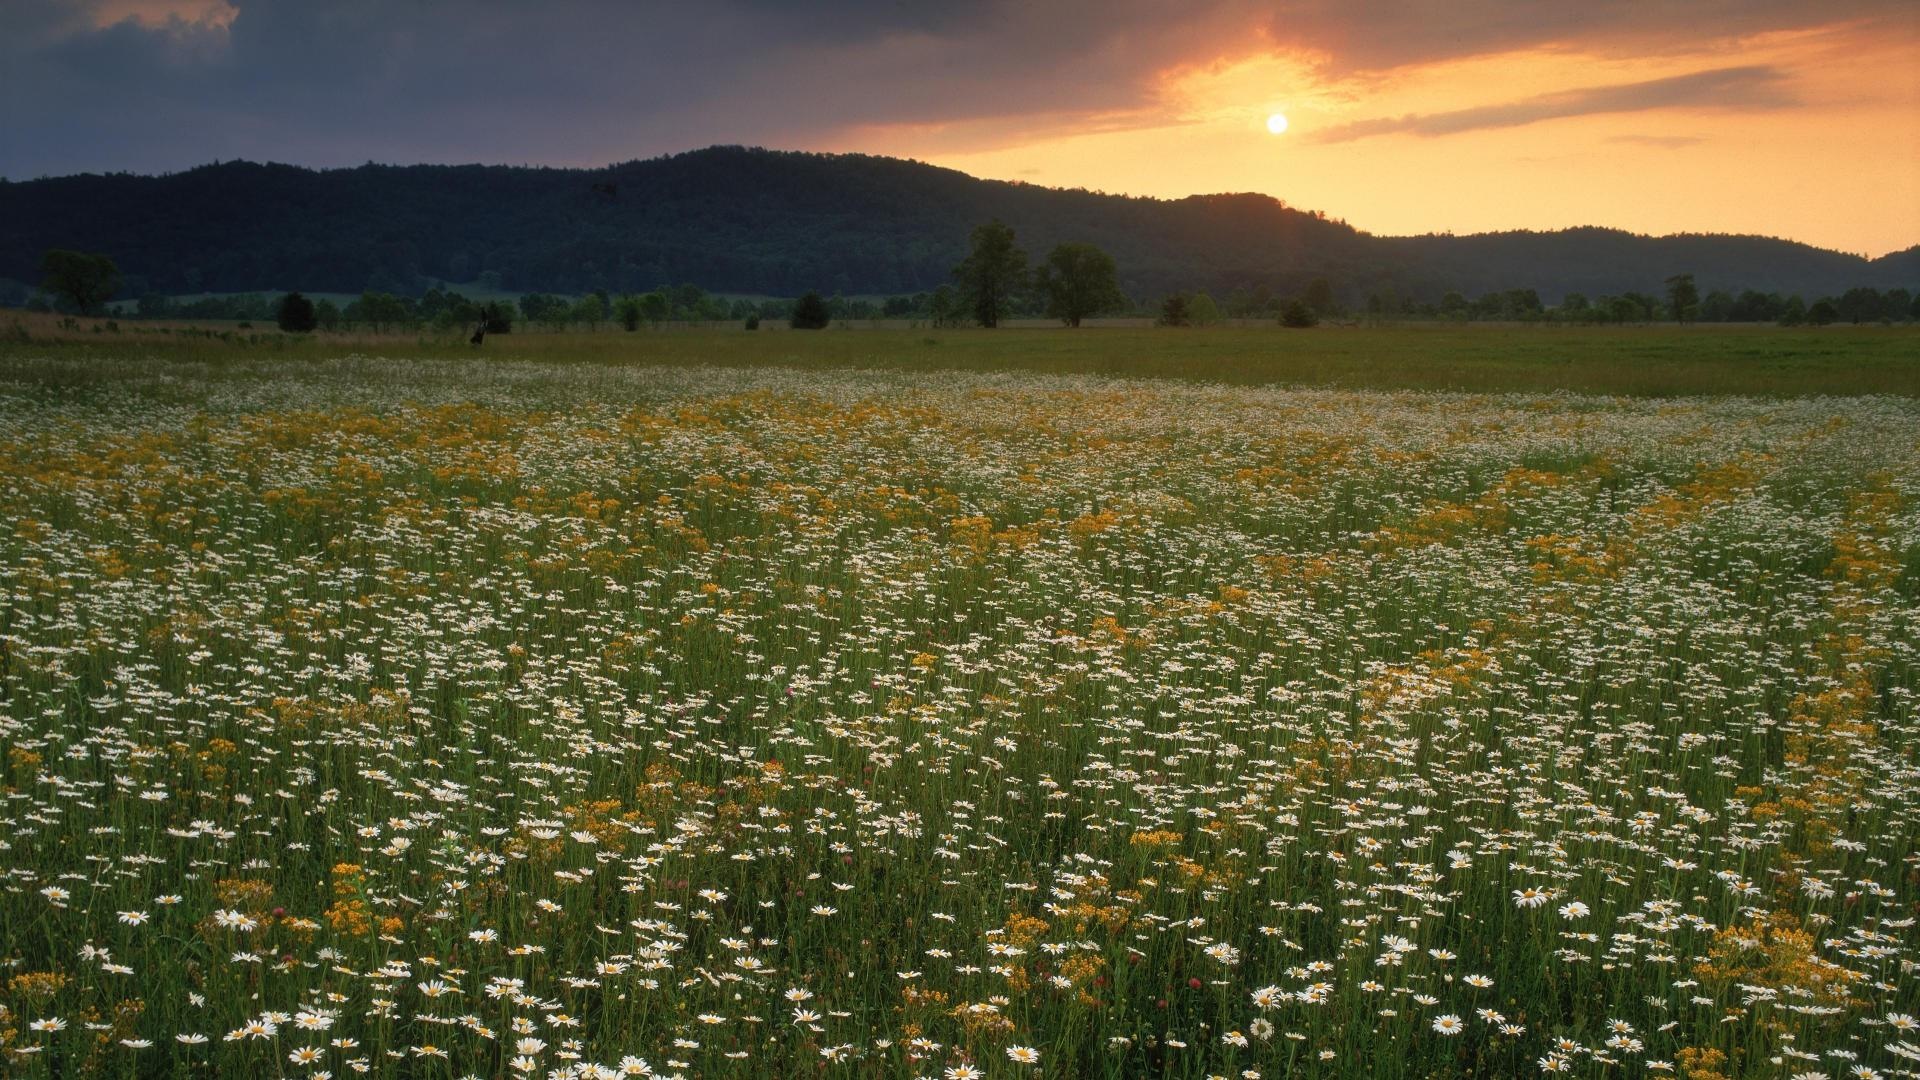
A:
[28,244,1920,334]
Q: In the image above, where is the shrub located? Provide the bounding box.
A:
[1157,293,1191,327]
[1281,299,1319,328]
[276,292,318,333]
[790,292,830,330]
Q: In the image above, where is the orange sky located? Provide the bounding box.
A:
[38,1,1920,257]
[826,18,1920,257]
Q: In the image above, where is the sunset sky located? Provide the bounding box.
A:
[5,1,1917,257]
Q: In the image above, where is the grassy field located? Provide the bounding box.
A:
[4,309,1918,397]
[0,342,1916,1078]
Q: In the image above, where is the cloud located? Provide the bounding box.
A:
[1311,66,1795,143]
[0,0,1908,176]
[1255,0,1913,73]
[2,0,1260,175]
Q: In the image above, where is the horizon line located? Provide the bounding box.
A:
[7,145,1914,262]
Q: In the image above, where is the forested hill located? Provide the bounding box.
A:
[2,145,1912,304]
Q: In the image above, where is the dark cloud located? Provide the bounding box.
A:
[2,0,1248,175]
[1257,0,1913,72]
[1311,66,1794,143]
[0,0,1904,176]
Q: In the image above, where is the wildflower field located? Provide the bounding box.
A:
[1,351,1916,1079]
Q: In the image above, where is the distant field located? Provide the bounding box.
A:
[3,310,1917,397]
[0,353,1913,1078]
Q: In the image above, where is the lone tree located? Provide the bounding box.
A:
[790,291,831,330]
[1665,274,1699,323]
[952,220,1028,328]
[1035,242,1124,327]
[1157,293,1191,327]
[275,291,318,333]
[41,249,123,315]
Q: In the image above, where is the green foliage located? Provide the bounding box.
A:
[1226,283,1274,318]
[572,292,609,331]
[1158,292,1191,327]
[1035,242,1125,327]
[478,301,513,334]
[952,220,1028,328]
[314,299,342,331]
[1280,299,1319,328]
[1187,291,1221,326]
[519,293,572,331]
[927,285,964,328]
[1665,273,1700,323]
[1304,277,1335,315]
[1837,286,1887,324]
[274,291,317,333]
[1807,299,1840,325]
[790,291,830,330]
[617,295,645,332]
[638,292,671,327]
[40,249,122,314]
[355,291,413,333]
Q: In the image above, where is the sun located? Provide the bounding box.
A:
[1265,112,1289,135]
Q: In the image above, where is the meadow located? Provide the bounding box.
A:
[5,312,1920,397]
[0,335,1917,1078]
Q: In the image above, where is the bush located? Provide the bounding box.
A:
[1188,292,1221,326]
[1157,293,1191,327]
[1280,299,1319,328]
[478,302,513,334]
[275,292,318,333]
[790,292,830,330]
[617,296,644,331]
[744,316,760,331]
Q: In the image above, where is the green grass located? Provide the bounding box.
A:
[6,311,1918,397]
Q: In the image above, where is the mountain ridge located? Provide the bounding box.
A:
[3,145,1912,304]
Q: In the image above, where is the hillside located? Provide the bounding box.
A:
[2,146,1912,304]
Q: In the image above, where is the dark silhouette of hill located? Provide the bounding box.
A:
[1,146,1911,303]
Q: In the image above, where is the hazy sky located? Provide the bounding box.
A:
[6,1,1917,256]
